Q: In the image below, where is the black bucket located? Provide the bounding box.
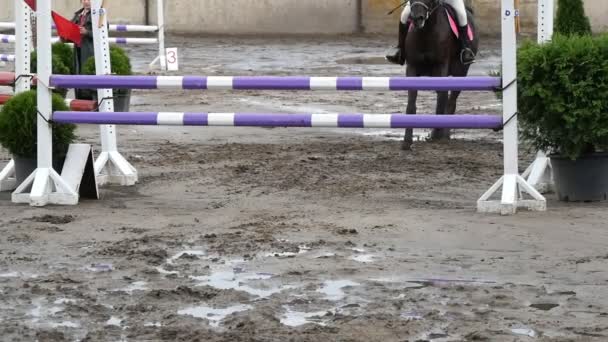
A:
[551,153,608,202]
[13,156,65,190]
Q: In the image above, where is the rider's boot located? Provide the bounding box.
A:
[385,21,408,65]
[457,24,475,65]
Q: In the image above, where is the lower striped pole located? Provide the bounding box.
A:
[52,112,503,129]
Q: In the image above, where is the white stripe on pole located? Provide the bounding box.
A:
[310,77,338,90]
[157,112,184,125]
[0,22,16,29]
[157,76,183,88]
[109,24,159,32]
[208,113,235,126]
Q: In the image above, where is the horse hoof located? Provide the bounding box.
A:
[401,142,413,151]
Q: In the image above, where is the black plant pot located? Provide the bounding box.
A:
[13,156,66,190]
[551,153,608,202]
[113,88,131,112]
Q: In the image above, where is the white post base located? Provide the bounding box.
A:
[12,167,78,206]
[95,151,138,186]
[522,152,554,193]
[0,160,17,192]
[148,55,167,71]
[477,174,547,215]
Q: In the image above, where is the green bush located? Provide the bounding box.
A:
[555,0,592,36]
[51,42,75,75]
[517,34,608,160]
[29,52,71,98]
[0,90,76,158]
[82,45,132,76]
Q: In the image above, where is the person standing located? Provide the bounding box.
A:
[71,0,94,99]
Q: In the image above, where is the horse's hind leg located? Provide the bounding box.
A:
[403,89,417,150]
[447,91,460,114]
[430,64,450,141]
[403,67,418,150]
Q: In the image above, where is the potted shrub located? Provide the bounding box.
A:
[50,42,76,75]
[82,45,133,112]
[0,90,77,186]
[30,49,71,98]
[517,34,608,201]
[555,0,592,36]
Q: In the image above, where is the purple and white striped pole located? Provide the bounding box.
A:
[1,35,16,43]
[50,75,502,91]
[52,112,503,129]
[0,54,15,62]
[110,24,159,32]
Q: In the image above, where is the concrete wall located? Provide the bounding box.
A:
[0,0,606,36]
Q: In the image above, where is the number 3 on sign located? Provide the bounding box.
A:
[165,48,179,71]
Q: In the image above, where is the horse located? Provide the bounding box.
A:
[402,0,479,150]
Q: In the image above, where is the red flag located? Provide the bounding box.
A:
[23,0,82,47]
[23,0,35,11]
[52,12,82,46]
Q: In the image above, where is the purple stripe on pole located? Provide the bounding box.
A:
[390,114,502,129]
[115,38,127,44]
[53,112,159,125]
[389,76,501,91]
[116,25,128,32]
[233,77,311,90]
[50,75,158,89]
[183,113,208,125]
[337,77,363,90]
[338,113,364,127]
[234,113,312,126]
[183,76,207,89]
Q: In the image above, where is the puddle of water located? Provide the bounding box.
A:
[318,280,360,301]
[54,298,77,305]
[87,263,113,272]
[144,322,162,327]
[48,321,79,328]
[178,304,252,327]
[119,281,148,293]
[265,245,311,258]
[192,268,292,298]
[0,271,38,278]
[350,254,376,263]
[511,328,537,337]
[156,266,180,275]
[280,306,329,327]
[351,248,366,253]
[0,271,20,278]
[106,316,122,326]
[401,311,424,321]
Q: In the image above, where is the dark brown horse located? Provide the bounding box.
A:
[402,0,479,150]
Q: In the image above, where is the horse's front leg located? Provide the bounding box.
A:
[402,67,417,150]
[430,64,450,141]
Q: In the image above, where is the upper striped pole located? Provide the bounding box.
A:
[52,112,503,129]
[50,76,502,91]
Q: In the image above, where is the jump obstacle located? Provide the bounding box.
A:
[0,0,167,70]
[0,1,96,192]
[6,0,550,215]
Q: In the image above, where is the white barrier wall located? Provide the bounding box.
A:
[0,0,607,35]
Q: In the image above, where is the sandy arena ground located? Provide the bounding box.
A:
[0,34,607,341]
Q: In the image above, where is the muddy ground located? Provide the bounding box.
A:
[0,35,607,341]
